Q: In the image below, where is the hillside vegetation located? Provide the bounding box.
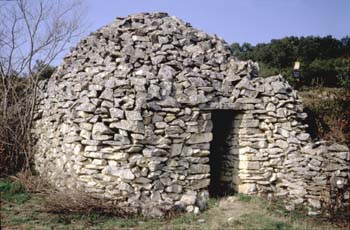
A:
[231,36,350,88]
[299,87,350,146]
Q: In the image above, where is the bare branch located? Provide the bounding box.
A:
[0,0,87,175]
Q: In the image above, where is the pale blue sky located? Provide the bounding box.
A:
[51,0,349,65]
[84,0,349,45]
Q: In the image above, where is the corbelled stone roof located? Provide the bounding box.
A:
[52,12,259,110]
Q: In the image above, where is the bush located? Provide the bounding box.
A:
[232,36,350,88]
[301,88,350,146]
[0,77,33,177]
[44,191,138,217]
[336,58,350,88]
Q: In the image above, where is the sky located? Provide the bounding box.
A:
[48,0,349,66]
[84,0,349,45]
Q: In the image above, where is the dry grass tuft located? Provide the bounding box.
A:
[10,173,139,218]
[11,171,51,194]
[43,191,139,217]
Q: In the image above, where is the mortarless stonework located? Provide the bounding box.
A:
[32,12,350,216]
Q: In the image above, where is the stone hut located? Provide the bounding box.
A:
[33,12,350,216]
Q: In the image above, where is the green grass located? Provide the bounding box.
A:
[0,179,30,204]
[238,193,252,202]
[0,178,347,229]
[170,213,196,226]
[238,213,293,230]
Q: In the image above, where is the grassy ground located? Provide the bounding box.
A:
[1,179,348,230]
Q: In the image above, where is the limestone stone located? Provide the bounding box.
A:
[165,126,183,136]
[297,133,310,141]
[110,120,145,133]
[178,191,197,206]
[155,122,167,129]
[33,12,350,217]
[135,177,151,184]
[239,161,260,170]
[334,152,349,160]
[151,55,165,65]
[266,103,276,111]
[238,184,256,194]
[102,166,135,180]
[64,136,82,143]
[118,182,133,192]
[328,143,349,152]
[113,134,131,145]
[187,133,212,144]
[76,103,96,112]
[100,88,114,101]
[110,108,124,119]
[310,159,322,167]
[80,129,91,139]
[166,184,182,193]
[92,123,113,135]
[105,152,129,161]
[148,84,161,99]
[79,122,93,131]
[125,111,143,121]
[158,65,176,80]
[276,140,289,149]
[189,164,210,174]
[276,108,287,117]
[170,143,183,157]
[191,179,210,190]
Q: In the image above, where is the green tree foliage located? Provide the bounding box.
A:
[33,60,56,80]
[231,36,350,87]
[335,58,350,88]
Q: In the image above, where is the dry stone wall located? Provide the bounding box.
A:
[32,12,349,216]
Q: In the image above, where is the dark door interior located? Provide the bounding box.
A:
[209,110,235,197]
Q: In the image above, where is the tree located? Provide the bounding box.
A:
[32,60,56,80]
[336,58,350,88]
[0,0,86,175]
[230,42,241,57]
[340,36,350,57]
[232,36,349,87]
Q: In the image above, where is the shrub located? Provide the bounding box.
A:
[301,88,350,146]
[336,58,350,88]
[43,191,138,217]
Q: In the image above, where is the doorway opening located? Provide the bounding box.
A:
[209,110,236,197]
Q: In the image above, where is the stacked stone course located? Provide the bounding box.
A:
[33,12,349,216]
